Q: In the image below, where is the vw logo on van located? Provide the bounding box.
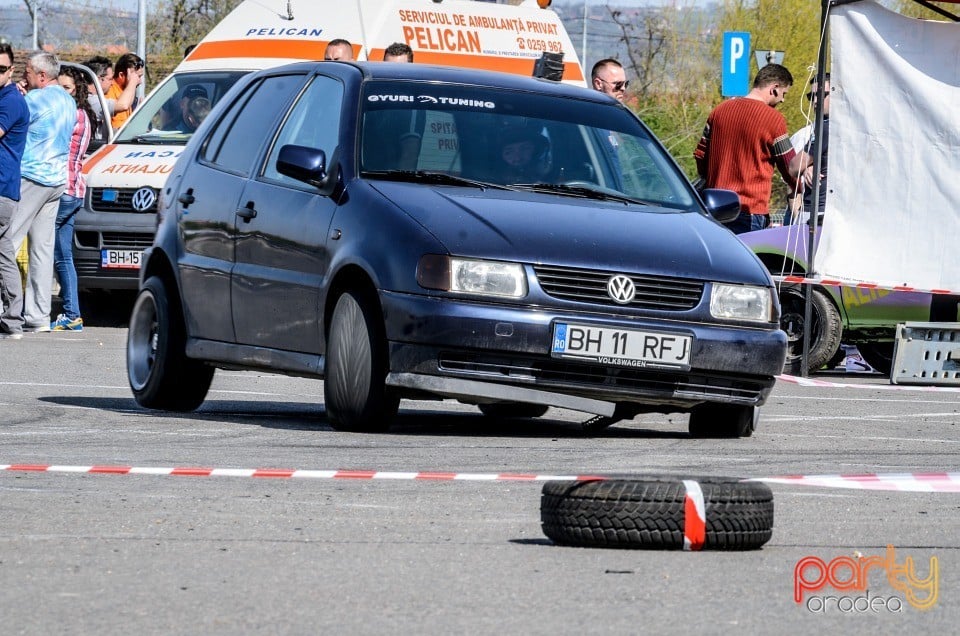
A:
[131,187,157,212]
[607,275,636,304]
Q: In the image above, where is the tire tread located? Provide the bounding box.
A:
[541,478,773,550]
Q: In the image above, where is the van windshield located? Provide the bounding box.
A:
[115,71,248,144]
[359,81,696,211]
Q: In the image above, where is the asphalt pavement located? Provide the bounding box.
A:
[0,326,957,633]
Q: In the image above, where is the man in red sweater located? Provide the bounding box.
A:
[694,63,810,234]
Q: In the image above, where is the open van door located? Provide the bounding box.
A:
[62,62,113,153]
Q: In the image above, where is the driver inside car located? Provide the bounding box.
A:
[495,122,552,184]
[153,84,211,132]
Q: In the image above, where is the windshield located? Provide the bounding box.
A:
[359,81,696,210]
[115,71,248,143]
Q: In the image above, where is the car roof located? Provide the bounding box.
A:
[265,60,617,106]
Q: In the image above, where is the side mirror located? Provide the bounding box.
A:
[277,144,338,195]
[701,188,741,223]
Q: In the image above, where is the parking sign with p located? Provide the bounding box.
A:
[722,32,750,97]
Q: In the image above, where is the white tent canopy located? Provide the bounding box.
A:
[817,1,960,290]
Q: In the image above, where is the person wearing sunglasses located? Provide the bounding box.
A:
[106,53,144,131]
[591,58,628,103]
[590,59,629,190]
[81,56,115,142]
[785,73,831,225]
[0,44,31,340]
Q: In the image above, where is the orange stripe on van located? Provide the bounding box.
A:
[82,144,117,175]
[187,39,332,62]
[369,48,583,82]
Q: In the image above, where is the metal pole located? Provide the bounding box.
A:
[801,0,830,377]
[31,1,38,50]
[582,0,587,71]
[137,0,146,100]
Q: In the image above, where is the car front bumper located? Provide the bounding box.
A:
[381,290,786,412]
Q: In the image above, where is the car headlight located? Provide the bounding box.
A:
[710,283,774,323]
[417,255,527,298]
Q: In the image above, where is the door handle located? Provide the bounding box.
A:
[178,189,195,206]
[237,201,258,222]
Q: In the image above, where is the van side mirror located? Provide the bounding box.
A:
[277,144,338,195]
[701,188,741,223]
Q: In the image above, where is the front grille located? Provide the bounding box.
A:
[102,232,155,249]
[90,187,158,214]
[439,352,767,404]
[73,259,140,282]
[534,264,703,310]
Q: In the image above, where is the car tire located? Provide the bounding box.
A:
[477,403,549,419]
[324,289,399,433]
[540,478,774,550]
[127,276,213,411]
[779,286,842,375]
[688,403,757,438]
[857,341,894,375]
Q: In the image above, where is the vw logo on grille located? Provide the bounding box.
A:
[607,274,636,304]
[131,187,157,212]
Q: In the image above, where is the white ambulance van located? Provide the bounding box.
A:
[75,0,584,295]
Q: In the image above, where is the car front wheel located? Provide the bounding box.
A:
[127,276,213,411]
[324,289,399,432]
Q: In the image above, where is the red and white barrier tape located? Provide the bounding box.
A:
[681,479,706,551]
[778,374,960,392]
[755,472,960,493]
[773,274,955,296]
[3,463,959,493]
[0,464,601,482]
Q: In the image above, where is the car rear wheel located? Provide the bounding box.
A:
[857,341,894,375]
[127,276,213,411]
[478,403,549,419]
[688,403,757,438]
[324,289,399,432]
[779,286,842,375]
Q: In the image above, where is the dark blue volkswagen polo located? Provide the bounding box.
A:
[126,61,786,437]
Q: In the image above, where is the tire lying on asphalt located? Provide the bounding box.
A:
[541,477,773,550]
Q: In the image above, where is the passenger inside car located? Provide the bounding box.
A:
[362,110,426,172]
